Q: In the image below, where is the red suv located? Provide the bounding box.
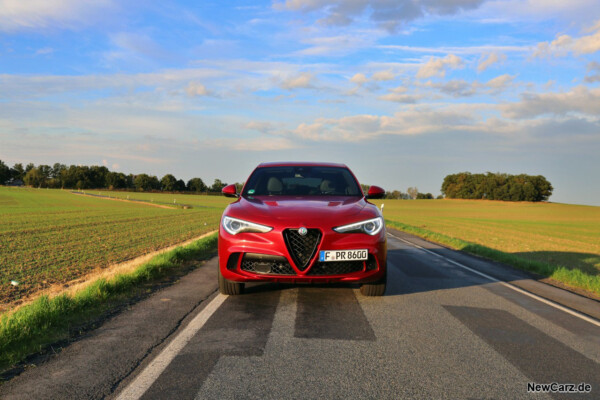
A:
[218,162,387,296]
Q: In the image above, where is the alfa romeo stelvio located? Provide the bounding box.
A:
[218,162,387,296]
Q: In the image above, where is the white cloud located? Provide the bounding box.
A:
[378,44,529,55]
[416,54,463,79]
[426,79,479,97]
[245,121,275,134]
[350,73,368,85]
[0,0,116,31]
[420,74,514,97]
[486,74,515,91]
[477,52,506,72]
[379,86,420,103]
[534,20,600,57]
[472,0,600,25]
[107,32,170,62]
[186,82,210,97]
[245,121,290,136]
[0,68,229,99]
[378,93,420,103]
[294,33,379,57]
[585,61,600,83]
[502,86,600,118]
[279,72,315,90]
[275,0,485,32]
[371,70,395,81]
[206,137,297,151]
[293,104,485,142]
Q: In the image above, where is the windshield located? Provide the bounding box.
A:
[243,166,362,197]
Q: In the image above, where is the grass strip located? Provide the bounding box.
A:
[386,220,600,297]
[0,233,218,372]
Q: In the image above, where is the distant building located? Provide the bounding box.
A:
[6,179,24,187]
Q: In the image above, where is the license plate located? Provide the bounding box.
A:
[319,249,368,262]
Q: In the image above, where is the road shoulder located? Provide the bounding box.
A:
[387,228,600,322]
[0,259,219,399]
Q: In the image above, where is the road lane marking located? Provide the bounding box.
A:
[115,293,228,400]
[387,232,600,328]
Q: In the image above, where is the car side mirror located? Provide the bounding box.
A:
[222,184,238,198]
[366,185,385,200]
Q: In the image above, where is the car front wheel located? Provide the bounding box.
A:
[359,268,387,296]
[218,269,244,295]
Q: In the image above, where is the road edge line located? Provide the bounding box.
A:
[388,232,600,328]
[115,293,228,400]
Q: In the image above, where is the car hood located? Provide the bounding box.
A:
[226,196,372,227]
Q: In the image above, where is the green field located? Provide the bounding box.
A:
[373,199,600,295]
[92,190,232,208]
[0,188,228,309]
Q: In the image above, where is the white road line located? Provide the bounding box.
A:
[387,232,600,328]
[116,293,228,400]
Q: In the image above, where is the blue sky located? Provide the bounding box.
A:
[1,0,599,205]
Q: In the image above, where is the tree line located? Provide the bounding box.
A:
[360,184,436,200]
[441,172,553,202]
[0,160,229,193]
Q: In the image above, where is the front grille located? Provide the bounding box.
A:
[308,260,365,275]
[241,253,295,275]
[283,228,322,271]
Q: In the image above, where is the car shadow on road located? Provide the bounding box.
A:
[237,246,600,299]
[383,247,497,297]
[243,281,361,295]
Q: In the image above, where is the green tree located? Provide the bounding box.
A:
[210,179,226,192]
[134,174,159,191]
[187,177,207,193]
[160,174,177,191]
[531,175,553,201]
[0,160,10,184]
[11,163,25,181]
[441,174,459,198]
[106,172,128,189]
[441,172,552,202]
[51,163,66,179]
[384,190,404,199]
[24,167,47,187]
[174,179,186,192]
[417,192,434,199]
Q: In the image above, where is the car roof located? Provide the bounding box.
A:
[257,161,348,168]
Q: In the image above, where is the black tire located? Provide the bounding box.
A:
[218,269,244,295]
[360,269,387,296]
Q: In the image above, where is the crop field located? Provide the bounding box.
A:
[0,187,227,310]
[374,199,600,292]
[91,190,232,208]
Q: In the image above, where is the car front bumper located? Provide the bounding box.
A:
[218,225,387,284]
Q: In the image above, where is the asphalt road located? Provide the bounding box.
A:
[2,230,599,399]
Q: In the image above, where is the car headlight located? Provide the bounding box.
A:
[333,217,384,236]
[222,216,273,235]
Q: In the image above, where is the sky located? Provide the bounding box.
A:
[1,0,599,205]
